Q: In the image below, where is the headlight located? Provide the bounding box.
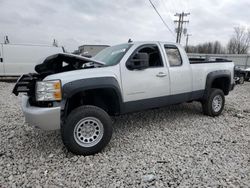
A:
[36,80,62,101]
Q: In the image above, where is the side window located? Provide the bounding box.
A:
[137,45,163,67]
[165,46,182,66]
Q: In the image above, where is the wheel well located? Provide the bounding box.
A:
[65,88,121,117]
[211,77,230,95]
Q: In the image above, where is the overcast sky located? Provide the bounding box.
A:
[0,0,249,51]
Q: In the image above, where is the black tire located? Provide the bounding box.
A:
[202,88,225,117]
[245,77,250,82]
[61,105,113,155]
[239,75,245,84]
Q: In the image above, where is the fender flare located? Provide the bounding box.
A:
[205,70,231,96]
[60,77,124,113]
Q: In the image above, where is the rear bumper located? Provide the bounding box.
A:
[21,95,61,130]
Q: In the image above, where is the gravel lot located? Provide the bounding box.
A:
[0,82,250,187]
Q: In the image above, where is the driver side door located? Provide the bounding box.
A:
[121,44,170,103]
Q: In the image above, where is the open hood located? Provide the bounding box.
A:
[35,53,105,75]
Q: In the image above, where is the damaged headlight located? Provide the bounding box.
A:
[36,80,62,101]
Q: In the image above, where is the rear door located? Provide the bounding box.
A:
[162,44,192,95]
[0,44,4,76]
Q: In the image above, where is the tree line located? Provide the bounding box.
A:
[186,27,250,54]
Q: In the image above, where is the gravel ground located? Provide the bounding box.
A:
[0,82,250,187]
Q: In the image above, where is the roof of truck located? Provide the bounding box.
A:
[126,41,182,48]
[129,41,178,44]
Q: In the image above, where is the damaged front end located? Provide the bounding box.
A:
[34,53,104,77]
[12,53,105,99]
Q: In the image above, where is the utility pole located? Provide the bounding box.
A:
[175,14,181,43]
[174,12,190,43]
[185,34,192,52]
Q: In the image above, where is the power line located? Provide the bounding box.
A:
[148,0,175,37]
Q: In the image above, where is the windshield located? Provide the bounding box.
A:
[93,43,132,66]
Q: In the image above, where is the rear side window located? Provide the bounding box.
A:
[165,46,182,66]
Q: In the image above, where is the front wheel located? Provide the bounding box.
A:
[61,105,113,155]
[202,89,225,117]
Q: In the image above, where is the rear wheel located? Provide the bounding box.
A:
[61,105,113,155]
[202,88,225,117]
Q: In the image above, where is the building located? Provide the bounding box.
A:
[74,44,110,57]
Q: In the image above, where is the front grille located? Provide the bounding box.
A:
[12,74,54,107]
[12,73,39,97]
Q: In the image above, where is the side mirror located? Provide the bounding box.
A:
[126,52,149,70]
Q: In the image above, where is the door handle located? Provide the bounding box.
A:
[156,72,167,77]
[0,58,2,63]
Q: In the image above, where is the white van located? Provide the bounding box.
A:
[0,43,63,76]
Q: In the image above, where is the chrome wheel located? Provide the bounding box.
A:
[73,117,104,147]
[212,95,223,112]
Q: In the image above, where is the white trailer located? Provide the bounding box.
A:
[0,43,63,76]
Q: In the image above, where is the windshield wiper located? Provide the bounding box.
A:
[83,62,104,68]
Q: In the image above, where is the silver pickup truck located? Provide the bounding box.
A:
[13,41,235,155]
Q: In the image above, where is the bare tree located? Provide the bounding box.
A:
[227,27,250,54]
[187,41,226,54]
[213,41,224,54]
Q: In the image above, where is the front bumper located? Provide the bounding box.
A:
[21,95,61,130]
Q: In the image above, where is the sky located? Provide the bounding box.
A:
[0,0,249,51]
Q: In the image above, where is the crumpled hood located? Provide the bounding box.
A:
[35,53,105,75]
[44,65,120,86]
